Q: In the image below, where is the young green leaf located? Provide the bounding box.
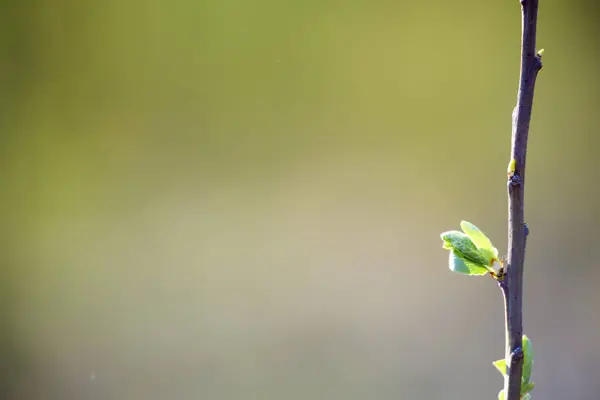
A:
[460,220,499,263]
[498,389,505,400]
[448,251,489,275]
[522,335,534,384]
[492,359,507,376]
[521,382,535,395]
[440,231,489,267]
[441,231,465,250]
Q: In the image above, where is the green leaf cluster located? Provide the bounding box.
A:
[440,221,500,276]
[494,335,535,399]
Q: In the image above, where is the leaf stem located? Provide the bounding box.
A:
[503,1,542,399]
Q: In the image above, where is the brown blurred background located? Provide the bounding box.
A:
[1,1,599,399]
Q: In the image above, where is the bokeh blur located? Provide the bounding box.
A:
[1,1,599,399]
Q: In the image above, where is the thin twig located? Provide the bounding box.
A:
[502,1,542,399]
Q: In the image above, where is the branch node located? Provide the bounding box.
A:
[510,346,524,364]
[512,346,523,358]
[498,279,508,292]
[533,55,543,72]
[508,174,522,187]
[524,223,529,236]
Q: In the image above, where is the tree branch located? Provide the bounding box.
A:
[503,1,542,399]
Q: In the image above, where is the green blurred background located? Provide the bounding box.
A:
[1,1,599,399]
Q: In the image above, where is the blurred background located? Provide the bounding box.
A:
[1,0,599,399]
